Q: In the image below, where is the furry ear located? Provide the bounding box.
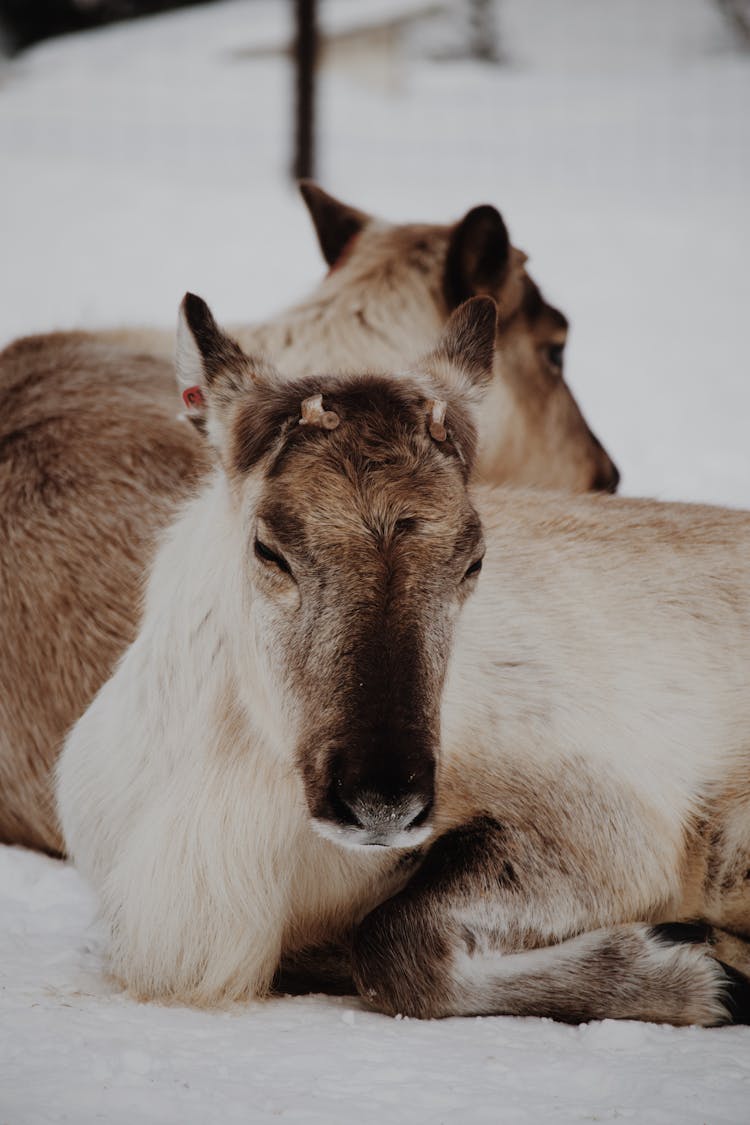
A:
[298,181,371,268]
[416,298,496,471]
[428,296,497,393]
[176,293,266,442]
[443,205,511,308]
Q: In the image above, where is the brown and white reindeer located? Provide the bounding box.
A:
[0,185,618,856]
[98,182,619,493]
[57,295,750,1026]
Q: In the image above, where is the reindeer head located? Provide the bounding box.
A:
[299,182,619,494]
[176,294,494,850]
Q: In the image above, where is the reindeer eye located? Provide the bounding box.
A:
[463,557,483,581]
[547,343,564,371]
[254,539,292,576]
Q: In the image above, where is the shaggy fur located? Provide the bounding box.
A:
[98,183,619,493]
[57,299,750,1025]
[0,186,617,853]
[0,333,210,851]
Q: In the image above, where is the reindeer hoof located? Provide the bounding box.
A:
[648,922,750,1025]
[648,921,713,946]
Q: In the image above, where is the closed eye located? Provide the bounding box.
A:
[463,557,483,581]
[546,343,565,371]
[254,538,292,575]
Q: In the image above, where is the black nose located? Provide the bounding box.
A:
[593,460,620,494]
[327,784,433,839]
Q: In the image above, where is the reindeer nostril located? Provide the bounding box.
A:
[407,796,433,828]
[606,463,621,494]
[324,783,434,838]
[328,786,364,829]
[593,461,620,494]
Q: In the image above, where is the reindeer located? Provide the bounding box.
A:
[97,182,619,493]
[0,186,618,855]
[56,295,750,1026]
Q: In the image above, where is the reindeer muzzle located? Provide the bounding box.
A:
[311,750,436,850]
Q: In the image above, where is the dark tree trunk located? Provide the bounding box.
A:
[716,0,750,47]
[292,0,318,181]
[468,0,500,63]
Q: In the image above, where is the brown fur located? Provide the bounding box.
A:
[172,304,750,1020]
[103,186,620,494]
[249,386,480,829]
[680,775,750,938]
[0,334,210,852]
[0,193,617,854]
[196,300,495,837]
[52,302,750,1025]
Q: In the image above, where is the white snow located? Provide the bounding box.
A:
[3,850,749,1125]
[1,1,750,1121]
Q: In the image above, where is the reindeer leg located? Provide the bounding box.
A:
[351,818,750,1026]
[273,942,355,996]
[709,926,750,978]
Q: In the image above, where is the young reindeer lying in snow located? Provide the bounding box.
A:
[57,294,750,1026]
[0,185,618,856]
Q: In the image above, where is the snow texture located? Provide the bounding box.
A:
[1,1,749,1121]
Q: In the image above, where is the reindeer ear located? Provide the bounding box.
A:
[298,181,371,268]
[443,205,510,309]
[418,298,496,468]
[176,293,248,389]
[432,296,497,391]
[176,293,256,437]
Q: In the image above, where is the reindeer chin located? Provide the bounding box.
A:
[310,816,435,852]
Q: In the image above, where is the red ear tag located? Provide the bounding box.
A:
[182,386,205,411]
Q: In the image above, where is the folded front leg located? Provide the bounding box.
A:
[274,942,355,996]
[351,818,750,1026]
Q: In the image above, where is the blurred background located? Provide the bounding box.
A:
[0,0,748,503]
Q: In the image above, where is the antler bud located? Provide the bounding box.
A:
[426,399,447,442]
[299,393,340,430]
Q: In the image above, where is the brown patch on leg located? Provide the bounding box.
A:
[684,776,750,936]
[273,942,355,996]
[352,817,748,1025]
[351,816,518,1019]
[710,928,750,978]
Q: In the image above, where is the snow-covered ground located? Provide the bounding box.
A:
[1,1,750,1122]
[4,844,750,1125]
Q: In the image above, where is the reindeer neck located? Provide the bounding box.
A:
[133,473,274,749]
[231,261,445,377]
[58,473,312,1000]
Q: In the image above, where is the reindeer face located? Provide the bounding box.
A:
[176,295,493,850]
[247,381,484,849]
[299,184,619,494]
[477,281,620,493]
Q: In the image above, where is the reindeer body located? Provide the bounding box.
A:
[0,333,211,852]
[58,477,750,1019]
[57,299,750,1025]
[0,190,617,855]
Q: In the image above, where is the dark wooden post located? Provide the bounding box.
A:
[468,0,500,63]
[292,0,318,181]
